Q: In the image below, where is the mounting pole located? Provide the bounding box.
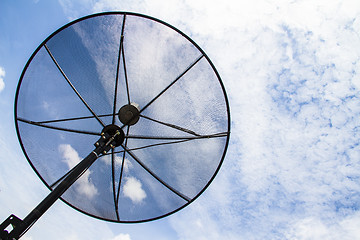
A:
[0,125,124,240]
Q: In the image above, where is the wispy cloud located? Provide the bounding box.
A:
[59,144,98,199]
[0,66,5,92]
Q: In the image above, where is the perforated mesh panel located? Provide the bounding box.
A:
[15,12,230,223]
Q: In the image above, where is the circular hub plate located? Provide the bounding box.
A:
[101,125,125,147]
[15,12,230,223]
[118,104,140,126]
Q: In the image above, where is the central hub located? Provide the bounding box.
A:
[101,124,125,147]
[118,103,140,126]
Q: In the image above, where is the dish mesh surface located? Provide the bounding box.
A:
[15,12,230,223]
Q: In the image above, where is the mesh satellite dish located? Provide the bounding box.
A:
[0,12,230,239]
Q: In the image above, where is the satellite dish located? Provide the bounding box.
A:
[0,12,230,239]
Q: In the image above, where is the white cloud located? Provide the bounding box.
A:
[59,144,98,199]
[123,177,146,203]
[0,66,5,92]
[286,217,338,240]
[285,213,360,240]
[109,233,131,240]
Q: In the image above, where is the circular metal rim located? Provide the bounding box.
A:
[14,11,231,223]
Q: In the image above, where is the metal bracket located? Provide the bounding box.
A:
[0,214,23,240]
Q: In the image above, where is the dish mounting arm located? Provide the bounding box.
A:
[0,125,124,240]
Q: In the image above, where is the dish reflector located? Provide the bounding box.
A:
[15,12,230,223]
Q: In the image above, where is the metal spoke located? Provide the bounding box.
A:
[30,113,112,124]
[17,117,101,136]
[116,126,130,218]
[135,55,204,118]
[122,36,131,105]
[140,114,200,136]
[44,44,105,127]
[107,138,193,154]
[125,132,228,140]
[122,145,191,202]
[111,148,119,221]
[113,15,127,125]
[103,132,228,155]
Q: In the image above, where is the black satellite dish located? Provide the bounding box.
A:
[0,12,230,239]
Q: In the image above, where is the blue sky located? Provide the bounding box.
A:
[1,0,360,239]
